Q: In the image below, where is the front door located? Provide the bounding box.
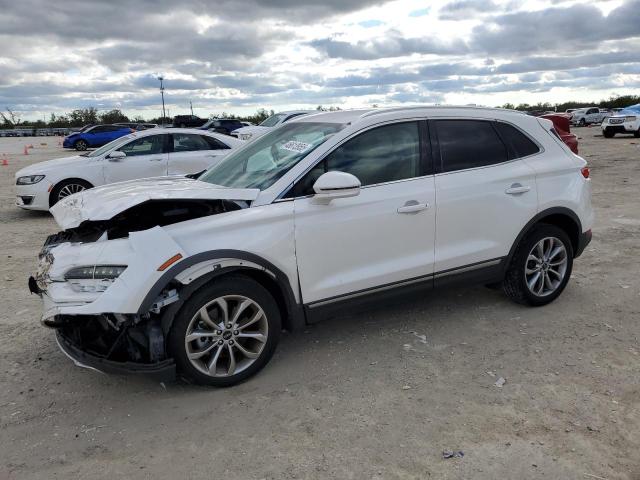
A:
[103,134,168,184]
[291,121,436,305]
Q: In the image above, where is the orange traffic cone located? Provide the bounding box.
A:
[23,145,29,155]
[1,157,8,166]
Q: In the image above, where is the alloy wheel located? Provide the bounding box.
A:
[525,236,568,297]
[184,295,268,377]
[57,183,87,200]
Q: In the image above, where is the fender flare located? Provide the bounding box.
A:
[137,250,305,332]
[504,206,583,271]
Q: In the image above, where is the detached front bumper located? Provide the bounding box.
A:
[55,329,175,381]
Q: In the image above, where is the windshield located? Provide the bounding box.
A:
[260,114,286,127]
[83,134,135,157]
[199,122,344,190]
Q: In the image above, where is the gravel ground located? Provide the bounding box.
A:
[0,130,639,480]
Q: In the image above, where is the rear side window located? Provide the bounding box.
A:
[494,122,540,159]
[435,120,508,173]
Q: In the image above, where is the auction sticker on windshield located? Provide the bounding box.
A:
[281,140,312,153]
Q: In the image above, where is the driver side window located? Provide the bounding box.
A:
[118,135,164,157]
[288,121,421,198]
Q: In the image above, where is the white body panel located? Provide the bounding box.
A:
[294,177,435,303]
[434,160,537,271]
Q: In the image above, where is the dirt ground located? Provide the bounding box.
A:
[0,130,638,480]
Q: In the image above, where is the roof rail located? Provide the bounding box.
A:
[359,105,523,118]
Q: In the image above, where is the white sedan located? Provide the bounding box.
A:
[15,128,242,211]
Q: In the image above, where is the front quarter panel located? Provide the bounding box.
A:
[164,201,299,302]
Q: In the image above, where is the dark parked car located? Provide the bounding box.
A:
[173,115,207,128]
[200,118,244,135]
[62,125,132,151]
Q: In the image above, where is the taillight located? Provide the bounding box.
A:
[581,167,590,179]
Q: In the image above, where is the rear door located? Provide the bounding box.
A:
[103,133,169,183]
[432,119,539,274]
[291,120,436,305]
[168,133,231,175]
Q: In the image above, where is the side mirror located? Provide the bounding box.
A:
[312,171,361,205]
[107,150,126,162]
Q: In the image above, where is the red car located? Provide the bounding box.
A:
[541,114,578,154]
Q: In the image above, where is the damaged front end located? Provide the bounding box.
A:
[32,182,260,378]
[51,314,175,380]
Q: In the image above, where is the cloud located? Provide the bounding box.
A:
[0,0,639,118]
[310,31,468,60]
[439,0,499,20]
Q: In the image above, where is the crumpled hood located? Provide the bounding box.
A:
[50,176,260,229]
[15,155,89,177]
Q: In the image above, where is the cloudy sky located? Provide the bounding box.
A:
[0,0,638,120]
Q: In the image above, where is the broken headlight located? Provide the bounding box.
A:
[65,265,127,293]
[65,265,127,280]
[17,175,45,185]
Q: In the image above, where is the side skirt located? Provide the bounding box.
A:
[304,258,505,324]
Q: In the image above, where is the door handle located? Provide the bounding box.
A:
[505,183,531,195]
[148,158,163,162]
[397,201,429,214]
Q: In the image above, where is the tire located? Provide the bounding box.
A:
[579,118,586,127]
[74,139,88,151]
[168,275,281,387]
[502,224,574,306]
[634,129,640,138]
[603,129,615,138]
[49,179,93,207]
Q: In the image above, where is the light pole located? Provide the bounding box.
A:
[158,76,166,126]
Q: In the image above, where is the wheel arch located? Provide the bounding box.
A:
[49,177,95,207]
[138,250,305,333]
[507,207,582,268]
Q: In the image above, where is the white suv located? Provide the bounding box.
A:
[30,107,593,386]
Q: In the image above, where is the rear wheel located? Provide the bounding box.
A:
[49,179,93,206]
[168,275,281,387]
[502,224,573,306]
[74,139,88,151]
[603,129,615,138]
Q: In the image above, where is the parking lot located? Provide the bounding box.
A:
[0,131,638,479]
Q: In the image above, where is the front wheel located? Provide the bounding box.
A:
[168,275,281,386]
[74,139,88,151]
[579,118,586,127]
[502,224,574,306]
[634,129,640,138]
[49,179,93,206]
[603,129,615,138]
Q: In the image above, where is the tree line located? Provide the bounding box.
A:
[1,94,638,130]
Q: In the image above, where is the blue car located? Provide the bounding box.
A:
[63,125,132,151]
